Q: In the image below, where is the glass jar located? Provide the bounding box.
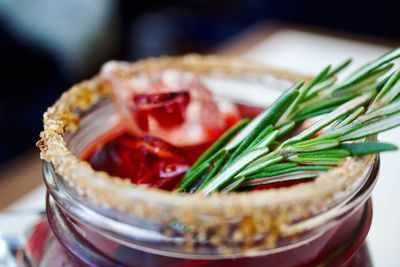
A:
[31,55,378,267]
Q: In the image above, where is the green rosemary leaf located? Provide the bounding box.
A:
[293,106,337,122]
[339,112,400,141]
[237,154,283,177]
[298,95,325,112]
[179,149,226,191]
[286,149,350,165]
[339,142,398,155]
[225,81,302,150]
[333,63,393,96]
[247,80,301,126]
[178,161,211,193]
[304,79,335,101]
[303,59,352,101]
[287,156,344,165]
[374,73,393,92]
[199,147,270,195]
[293,65,332,111]
[255,130,280,148]
[335,47,400,91]
[289,149,350,159]
[370,70,400,110]
[247,125,274,149]
[361,100,400,122]
[306,65,332,92]
[296,94,356,117]
[256,162,298,172]
[247,165,330,179]
[287,93,372,144]
[359,73,392,99]
[277,121,296,137]
[196,151,229,191]
[188,118,250,174]
[220,176,246,193]
[333,106,365,129]
[286,138,339,152]
[227,122,267,162]
[279,66,331,123]
[325,58,352,80]
[329,114,347,129]
[227,83,301,162]
[241,171,319,187]
[321,122,356,140]
[187,177,208,194]
[322,98,390,138]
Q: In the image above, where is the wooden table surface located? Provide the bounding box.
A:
[0,21,397,210]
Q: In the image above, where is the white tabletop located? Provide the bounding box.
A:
[6,29,400,266]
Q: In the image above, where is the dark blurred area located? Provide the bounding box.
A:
[0,0,399,166]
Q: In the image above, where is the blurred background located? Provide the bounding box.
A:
[0,0,399,165]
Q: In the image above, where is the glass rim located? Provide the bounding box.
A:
[37,54,378,253]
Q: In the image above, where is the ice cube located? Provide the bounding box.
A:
[100,63,239,146]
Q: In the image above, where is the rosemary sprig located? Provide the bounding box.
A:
[178,47,400,195]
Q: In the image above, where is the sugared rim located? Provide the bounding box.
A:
[37,54,375,250]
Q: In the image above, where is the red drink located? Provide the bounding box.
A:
[33,56,379,267]
[81,67,242,192]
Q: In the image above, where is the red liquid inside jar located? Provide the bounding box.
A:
[85,132,188,191]
[77,69,243,192]
[83,131,221,191]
